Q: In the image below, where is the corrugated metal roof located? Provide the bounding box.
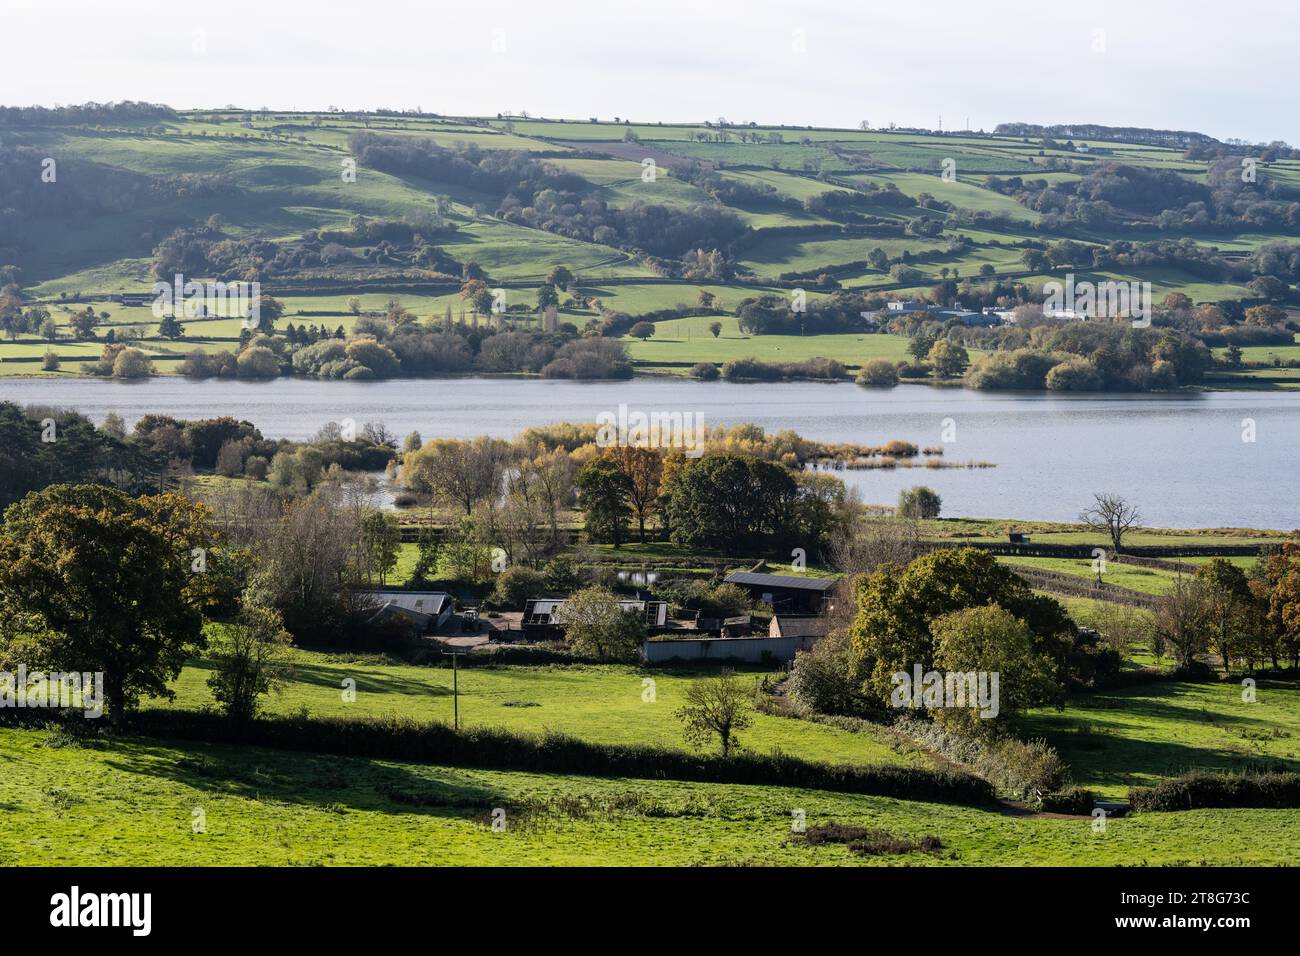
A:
[357,591,453,615]
[723,572,836,592]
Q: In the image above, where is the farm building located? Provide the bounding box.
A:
[768,614,830,647]
[723,571,837,613]
[643,634,801,664]
[521,597,670,641]
[357,591,456,634]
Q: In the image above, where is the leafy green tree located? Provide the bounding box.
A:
[536,284,560,310]
[926,339,969,378]
[676,670,753,755]
[850,547,1072,709]
[576,458,632,547]
[929,604,1061,735]
[409,526,441,586]
[157,314,185,340]
[1196,558,1258,673]
[206,603,294,723]
[0,485,218,720]
[662,455,797,551]
[360,509,401,586]
[708,320,722,338]
[555,586,645,661]
[898,486,941,519]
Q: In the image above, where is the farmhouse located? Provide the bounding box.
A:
[521,597,670,641]
[723,571,837,613]
[357,591,456,634]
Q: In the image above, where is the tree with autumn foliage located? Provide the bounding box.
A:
[606,445,663,543]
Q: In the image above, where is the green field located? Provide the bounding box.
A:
[1025,679,1300,799]
[160,650,910,767]
[623,315,920,369]
[6,712,1300,865]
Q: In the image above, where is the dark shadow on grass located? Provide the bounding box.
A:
[100,734,505,820]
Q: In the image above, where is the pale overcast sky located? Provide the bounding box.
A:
[3,0,1295,144]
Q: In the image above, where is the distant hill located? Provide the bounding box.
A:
[993,123,1222,149]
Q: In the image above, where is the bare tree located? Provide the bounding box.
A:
[1079,493,1142,553]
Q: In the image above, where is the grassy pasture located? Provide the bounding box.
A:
[8,725,1300,865]
[160,649,912,768]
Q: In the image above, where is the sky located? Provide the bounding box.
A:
[3,0,1296,144]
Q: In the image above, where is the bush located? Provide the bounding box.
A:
[1038,785,1096,814]
[41,350,60,371]
[855,358,898,387]
[488,566,547,610]
[788,631,878,717]
[236,345,279,379]
[1129,771,1300,811]
[689,361,720,381]
[111,347,152,379]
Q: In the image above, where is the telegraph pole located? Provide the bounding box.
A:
[441,649,460,731]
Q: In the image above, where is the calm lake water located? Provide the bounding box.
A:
[2,376,1296,529]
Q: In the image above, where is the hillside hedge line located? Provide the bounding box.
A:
[1129,771,1300,811]
[2,708,996,807]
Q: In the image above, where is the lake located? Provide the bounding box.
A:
[2,376,1295,529]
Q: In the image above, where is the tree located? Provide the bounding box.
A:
[897,486,941,519]
[546,265,574,290]
[409,526,441,586]
[205,603,294,723]
[576,458,632,547]
[489,565,547,609]
[70,309,98,340]
[254,295,284,332]
[1196,558,1259,673]
[676,670,753,756]
[347,296,363,315]
[555,586,645,661]
[536,284,560,310]
[850,547,1072,708]
[41,350,60,372]
[404,437,511,514]
[629,321,655,340]
[929,604,1061,735]
[856,357,900,387]
[112,347,153,378]
[0,485,219,720]
[40,316,59,342]
[360,509,401,586]
[708,320,722,338]
[607,446,662,543]
[662,455,797,551]
[1078,493,1141,553]
[1153,577,1211,669]
[157,314,185,340]
[698,290,718,310]
[926,339,969,378]
[236,345,279,378]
